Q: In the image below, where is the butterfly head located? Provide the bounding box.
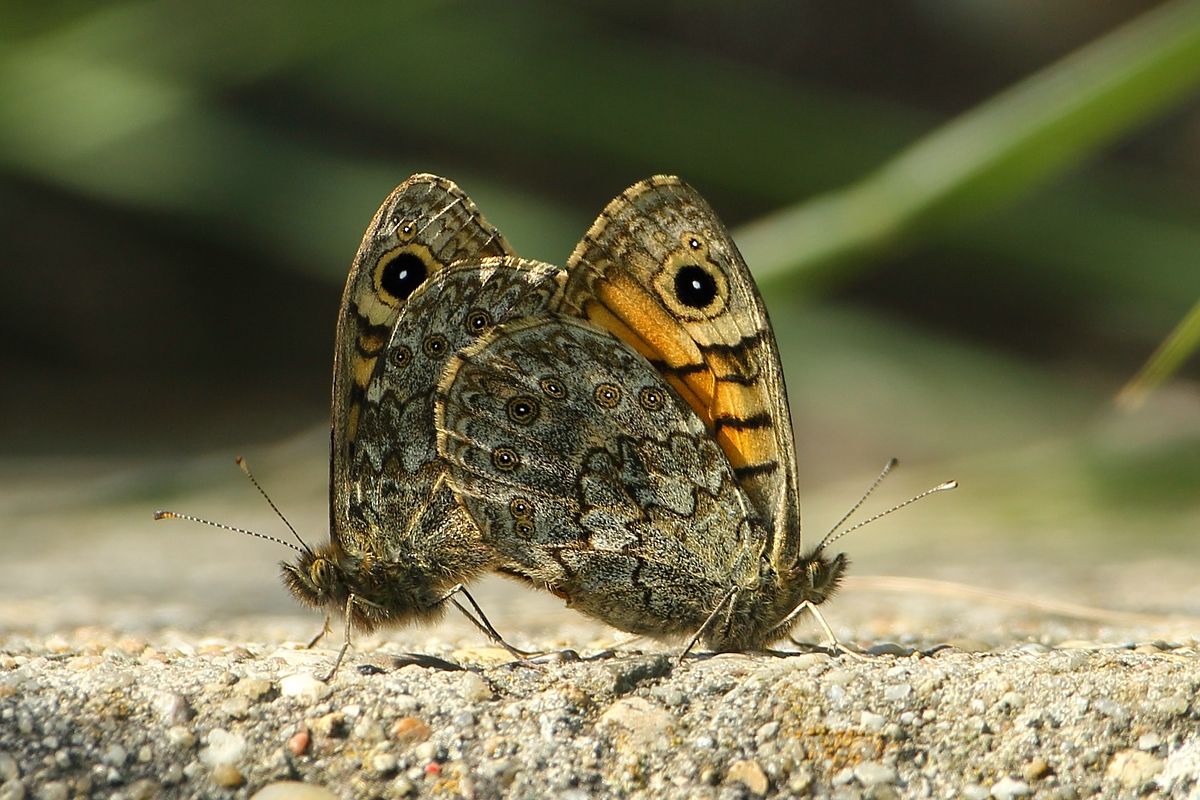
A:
[281,544,353,616]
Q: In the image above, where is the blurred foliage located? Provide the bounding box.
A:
[3,0,1200,541]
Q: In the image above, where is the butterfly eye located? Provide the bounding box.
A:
[378,251,428,302]
[594,384,621,408]
[466,310,492,334]
[309,558,331,589]
[509,497,532,518]
[423,334,449,358]
[639,387,665,411]
[540,378,566,399]
[673,264,718,309]
[492,447,520,472]
[506,396,539,425]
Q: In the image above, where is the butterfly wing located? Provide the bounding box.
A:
[558,176,802,569]
[332,174,514,538]
[436,317,769,639]
[347,258,565,560]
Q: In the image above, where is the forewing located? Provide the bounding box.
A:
[559,176,801,567]
[332,174,514,538]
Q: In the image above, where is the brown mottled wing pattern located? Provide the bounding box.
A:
[331,174,514,543]
[558,176,802,569]
[436,317,769,640]
[347,259,564,561]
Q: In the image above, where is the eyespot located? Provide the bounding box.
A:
[540,378,566,399]
[388,345,412,368]
[674,264,718,309]
[506,396,539,425]
[466,310,492,334]
[515,520,534,538]
[378,251,427,302]
[492,447,520,472]
[639,387,665,411]
[423,334,449,358]
[688,236,702,250]
[594,383,621,408]
[509,497,532,518]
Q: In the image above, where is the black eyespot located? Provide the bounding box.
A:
[639,387,665,411]
[492,447,520,472]
[388,345,412,368]
[688,237,702,250]
[506,396,539,425]
[379,252,428,302]
[466,310,492,334]
[509,497,532,518]
[674,264,718,309]
[594,383,621,408]
[423,334,448,358]
[515,520,534,538]
[540,378,566,399]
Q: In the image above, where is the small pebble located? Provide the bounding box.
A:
[153,693,192,726]
[35,782,67,800]
[883,684,912,701]
[0,756,17,783]
[1138,732,1163,751]
[413,742,439,763]
[725,759,769,796]
[371,753,397,776]
[391,718,431,744]
[990,776,1030,799]
[235,677,273,700]
[123,779,162,800]
[198,729,247,767]
[1022,758,1050,781]
[166,726,195,749]
[250,782,340,800]
[287,730,310,756]
[854,761,897,788]
[210,764,243,788]
[457,672,493,703]
[860,711,886,733]
[1105,749,1163,788]
[0,783,22,800]
[280,673,332,703]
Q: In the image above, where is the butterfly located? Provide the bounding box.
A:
[437,177,862,652]
[280,175,566,666]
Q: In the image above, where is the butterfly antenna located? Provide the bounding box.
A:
[814,479,958,554]
[152,511,306,554]
[818,458,898,550]
[236,457,311,553]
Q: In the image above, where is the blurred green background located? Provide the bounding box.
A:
[2,0,1200,641]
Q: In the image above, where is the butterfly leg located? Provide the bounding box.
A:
[320,594,357,682]
[306,613,332,649]
[781,601,866,661]
[434,584,537,663]
[676,586,740,667]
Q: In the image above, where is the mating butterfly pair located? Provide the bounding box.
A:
[229,174,947,674]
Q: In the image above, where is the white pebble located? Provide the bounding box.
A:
[198,729,247,767]
[860,711,886,733]
[990,776,1031,800]
[153,692,192,726]
[854,761,896,787]
[884,684,912,701]
[280,673,332,703]
[250,782,340,800]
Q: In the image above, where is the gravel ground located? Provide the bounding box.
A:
[2,623,1199,800]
